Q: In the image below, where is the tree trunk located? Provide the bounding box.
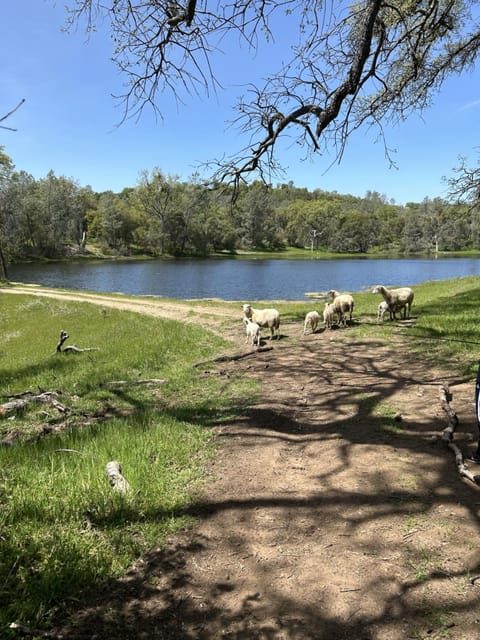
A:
[0,242,9,280]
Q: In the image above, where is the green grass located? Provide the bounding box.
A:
[3,276,480,633]
[278,276,480,377]
[0,294,255,633]
[354,276,480,376]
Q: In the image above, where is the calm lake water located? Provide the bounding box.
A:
[8,257,480,301]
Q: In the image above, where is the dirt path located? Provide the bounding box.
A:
[4,286,480,639]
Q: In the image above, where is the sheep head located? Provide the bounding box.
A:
[327,289,340,299]
[242,303,253,318]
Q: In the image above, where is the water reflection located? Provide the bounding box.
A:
[9,257,480,301]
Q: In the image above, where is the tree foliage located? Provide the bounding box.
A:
[1,150,479,268]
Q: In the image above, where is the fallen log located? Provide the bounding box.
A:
[439,383,459,442]
[102,378,167,387]
[0,391,67,416]
[438,383,480,484]
[446,440,479,484]
[56,329,98,354]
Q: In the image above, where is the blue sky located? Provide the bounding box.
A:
[2,1,480,205]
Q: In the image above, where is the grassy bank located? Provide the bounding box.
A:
[278,276,480,377]
[0,293,254,634]
[2,276,480,634]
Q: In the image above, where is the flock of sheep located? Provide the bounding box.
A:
[242,285,415,346]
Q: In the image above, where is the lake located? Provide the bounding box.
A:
[8,257,480,301]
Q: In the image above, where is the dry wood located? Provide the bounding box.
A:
[439,383,459,441]
[0,392,67,416]
[55,329,98,354]
[105,460,131,493]
[103,378,167,387]
[438,383,480,484]
[447,441,479,483]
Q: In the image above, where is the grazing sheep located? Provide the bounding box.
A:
[304,310,321,335]
[372,285,414,320]
[327,290,354,327]
[377,300,389,321]
[244,317,261,347]
[242,303,280,339]
[323,302,335,329]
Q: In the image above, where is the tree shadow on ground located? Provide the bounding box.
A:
[50,333,480,639]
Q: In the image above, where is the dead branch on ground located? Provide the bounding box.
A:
[438,383,479,484]
[0,391,67,416]
[56,329,98,354]
[102,378,167,387]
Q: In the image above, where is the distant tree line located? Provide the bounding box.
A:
[1,146,479,278]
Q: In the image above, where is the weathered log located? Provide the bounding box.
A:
[103,378,167,387]
[56,330,69,352]
[438,383,480,484]
[0,392,67,416]
[55,329,98,354]
[447,441,479,483]
[105,460,131,493]
[439,383,459,441]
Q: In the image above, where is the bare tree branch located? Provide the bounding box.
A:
[0,99,25,131]
[65,2,480,195]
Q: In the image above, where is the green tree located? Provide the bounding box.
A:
[0,147,14,278]
[96,191,135,252]
[136,169,183,255]
[330,211,376,253]
[235,182,282,249]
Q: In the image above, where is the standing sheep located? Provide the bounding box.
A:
[304,310,321,335]
[327,290,354,327]
[323,302,335,329]
[377,300,389,321]
[242,303,280,339]
[244,317,261,347]
[372,285,414,320]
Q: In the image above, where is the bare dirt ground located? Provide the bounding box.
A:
[5,287,480,640]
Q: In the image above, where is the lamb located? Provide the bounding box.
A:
[323,302,335,329]
[327,290,354,327]
[377,300,389,321]
[372,285,414,320]
[242,303,280,339]
[244,317,261,347]
[304,310,321,335]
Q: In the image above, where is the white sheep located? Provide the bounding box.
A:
[327,290,354,327]
[323,302,335,329]
[244,317,261,347]
[377,300,389,321]
[372,285,414,320]
[304,310,321,335]
[242,303,280,339]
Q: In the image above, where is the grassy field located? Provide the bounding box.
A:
[2,276,480,634]
[0,293,254,633]
[279,276,480,377]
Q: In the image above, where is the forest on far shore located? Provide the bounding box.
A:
[1,146,478,278]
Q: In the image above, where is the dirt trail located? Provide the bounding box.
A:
[4,286,480,639]
[3,285,238,326]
